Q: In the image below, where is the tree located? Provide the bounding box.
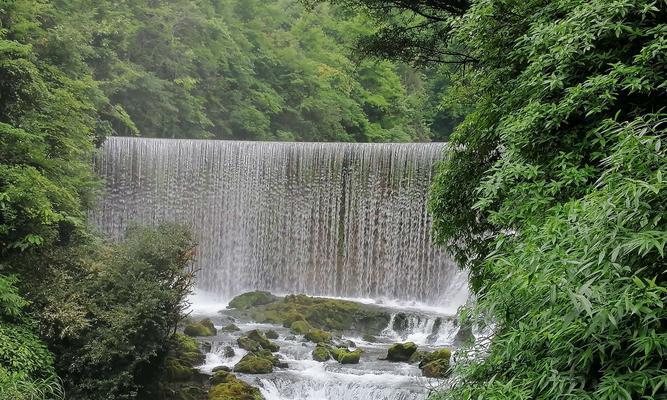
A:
[323,0,667,397]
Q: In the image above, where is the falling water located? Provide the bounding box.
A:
[91,137,467,306]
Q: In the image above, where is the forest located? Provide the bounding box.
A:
[1,0,666,399]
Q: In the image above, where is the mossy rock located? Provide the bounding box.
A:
[290,320,312,334]
[264,329,279,339]
[386,342,418,362]
[247,329,280,352]
[165,357,197,381]
[391,313,409,333]
[331,348,362,364]
[408,350,425,364]
[209,370,235,385]
[212,365,231,373]
[362,334,377,343]
[420,360,451,378]
[208,374,264,400]
[418,348,452,378]
[312,344,331,362]
[224,346,236,357]
[281,310,306,328]
[233,354,274,374]
[228,291,278,310]
[221,323,241,332]
[237,336,261,352]
[184,319,217,337]
[304,329,332,344]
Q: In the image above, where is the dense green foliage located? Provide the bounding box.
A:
[324,0,667,398]
[1,0,458,142]
[0,275,63,400]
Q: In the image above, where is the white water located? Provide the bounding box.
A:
[92,137,468,306]
[197,314,456,400]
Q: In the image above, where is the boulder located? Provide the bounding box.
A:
[362,334,377,343]
[221,323,241,332]
[304,329,332,344]
[208,373,264,400]
[265,329,279,339]
[237,336,261,352]
[312,344,331,362]
[418,348,452,378]
[212,366,230,374]
[290,320,312,335]
[331,348,362,364]
[247,329,280,352]
[233,354,274,374]
[386,342,418,362]
[209,370,234,385]
[227,291,277,310]
[224,346,236,358]
[183,318,217,337]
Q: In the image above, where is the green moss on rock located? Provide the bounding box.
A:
[221,323,241,332]
[418,348,451,377]
[208,373,264,400]
[312,344,331,362]
[184,319,217,337]
[209,370,234,385]
[225,292,390,334]
[228,291,277,310]
[304,329,332,344]
[237,336,261,352]
[265,329,279,339]
[233,354,274,374]
[247,329,280,352]
[290,320,312,334]
[386,342,418,362]
[332,348,362,364]
[362,334,377,343]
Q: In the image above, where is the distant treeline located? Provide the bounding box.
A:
[2,0,460,143]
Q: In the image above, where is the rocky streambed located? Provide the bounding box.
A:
[176,292,473,400]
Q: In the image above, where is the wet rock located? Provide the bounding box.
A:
[208,372,264,399]
[201,341,212,353]
[453,323,474,346]
[221,323,241,332]
[391,313,409,333]
[247,329,280,352]
[209,369,234,385]
[264,329,279,339]
[312,344,331,362]
[237,336,261,352]
[212,365,231,373]
[290,320,312,334]
[304,329,332,344]
[183,318,217,337]
[331,348,362,364]
[362,334,377,343]
[233,354,274,374]
[408,350,425,364]
[227,291,278,310]
[419,348,452,378]
[281,310,307,328]
[224,346,236,358]
[386,342,418,362]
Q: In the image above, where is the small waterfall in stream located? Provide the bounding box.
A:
[91,137,468,307]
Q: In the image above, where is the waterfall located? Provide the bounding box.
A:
[91,137,468,306]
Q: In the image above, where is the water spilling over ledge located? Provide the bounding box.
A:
[91,137,468,307]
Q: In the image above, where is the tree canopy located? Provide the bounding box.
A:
[328,0,667,398]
